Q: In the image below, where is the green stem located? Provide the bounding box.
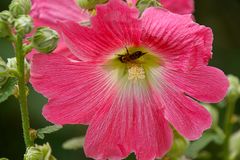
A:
[223,96,237,160]
[15,35,33,148]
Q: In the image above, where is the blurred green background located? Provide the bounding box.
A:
[0,0,240,159]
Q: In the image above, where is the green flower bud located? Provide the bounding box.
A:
[0,58,8,88]
[9,0,31,17]
[24,143,56,160]
[32,27,59,53]
[14,15,33,35]
[0,11,14,25]
[0,20,11,38]
[227,75,240,99]
[76,0,108,10]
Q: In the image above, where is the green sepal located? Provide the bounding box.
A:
[230,129,240,160]
[0,78,17,103]
[36,125,62,139]
[185,131,216,159]
[166,130,189,158]
[212,126,225,145]
[136,0,161,14]
[76,0,108,10]
[24,143,56,160]
[62,136,85,150]
[0,20,11,38]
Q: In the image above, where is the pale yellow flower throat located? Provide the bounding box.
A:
[127,63,146,81]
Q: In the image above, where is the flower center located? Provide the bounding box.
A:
[128,63,146,81]
[104,46,161,84]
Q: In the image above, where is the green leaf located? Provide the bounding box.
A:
[185,131,216,158]
[0,158,9,160]
[36,125,62,139]
[62,136,85,150]
[230,129,240,160]
[0,78,17,103]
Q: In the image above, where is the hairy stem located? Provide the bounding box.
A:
[15,35,33,148]
[223,96,236,160]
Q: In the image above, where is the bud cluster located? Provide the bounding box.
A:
[1,0,59,54]
[0,0,32,38]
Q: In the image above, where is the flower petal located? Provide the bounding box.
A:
[59,0,141,61]
[84,83,173,159]
[30,54,117,124]
[151,73,212,140]
[29,0,88,60]
[163,93,211,140]
[160,0,194,14]
[141,8,213,71]
[31,0,89,27]
[162,66,229,103]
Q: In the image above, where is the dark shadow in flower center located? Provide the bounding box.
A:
[103,46,162,84]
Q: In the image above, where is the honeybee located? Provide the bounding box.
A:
[118,47,146,63]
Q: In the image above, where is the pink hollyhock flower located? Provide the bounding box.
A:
[28,0,90,59]
[30,0,228,159]
[129,0,194,14]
